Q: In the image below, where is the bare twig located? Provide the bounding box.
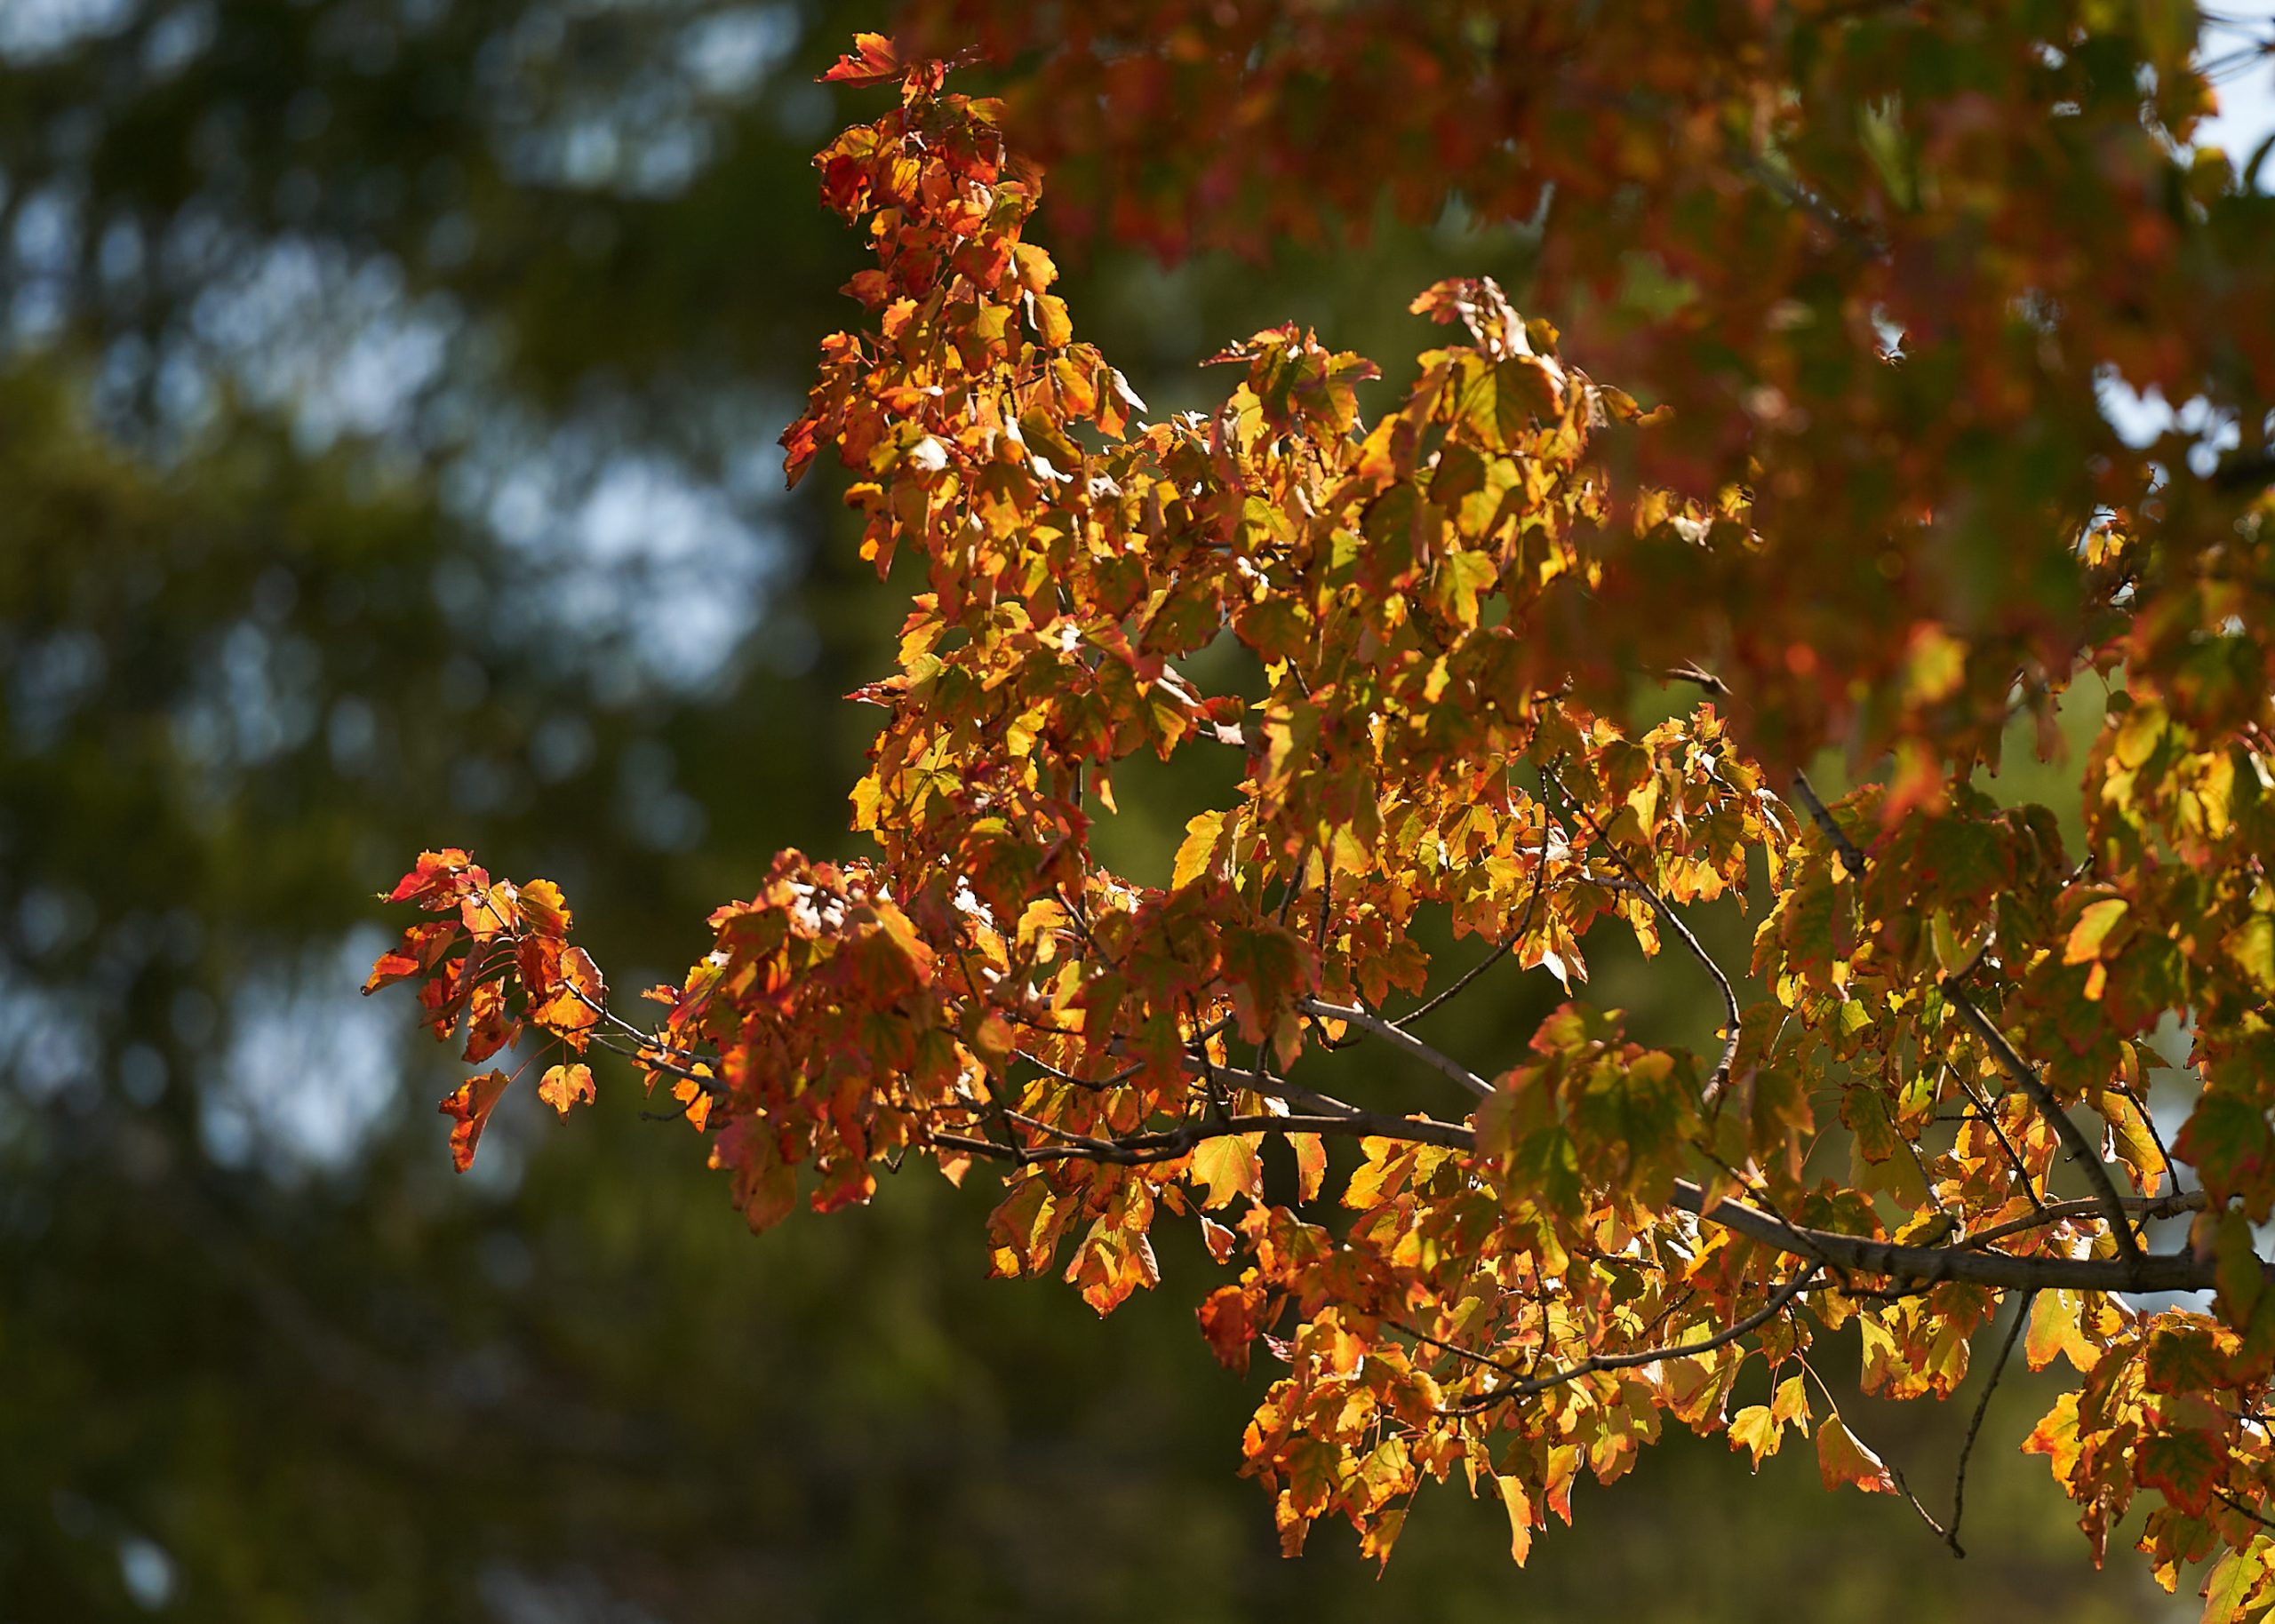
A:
[1945,1289,2035,1558]
[1396,935,1517,1029]
[1797,1356,1952,1547]
[1299,998,1494,1099]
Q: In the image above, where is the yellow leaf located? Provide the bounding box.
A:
[1816,1416,1896,1494]
[537,1061,595,1118]
[1902,622,1967,705]
[1495,1475,1534,1565]
[1728,1405,1782,1469]
[1173,809,1227,890]
[1189,1134,1264,1209]
[2063,897,2129,965]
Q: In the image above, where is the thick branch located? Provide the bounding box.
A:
[1669,1179,2210,1293]
[935,1103,2224,1293]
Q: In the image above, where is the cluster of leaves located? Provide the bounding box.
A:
[369,12,2275,1605]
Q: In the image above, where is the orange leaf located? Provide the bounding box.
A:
[1496,1475,1535,1565]
[439,1070,513,1173]
[819,31,902,85]
[2063,897,2130,965]
[519,878,572,938]
[537,1062,595,1118]
[1816,1416,1896,1494]
[385,848,473,905]
[533,945,607,1043]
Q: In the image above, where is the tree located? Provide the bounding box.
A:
[370,8,2275,1601]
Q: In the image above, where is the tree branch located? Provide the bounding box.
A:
[1299,998,1494,1099]
[1784,771,2143,1263]
[1451,1268,1822,1412]
[1945,1289,2035,1559]
[934,1103,2229,1293]
[1669,1178,2211,1293]
[1944,983,2144,1263]
[1959,1190,2204,1253]
[1551,767,1744,1105]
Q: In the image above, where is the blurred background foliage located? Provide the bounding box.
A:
[0,1,2228,1617]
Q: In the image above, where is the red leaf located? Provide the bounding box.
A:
[2138,1427,2227,1515]
[818,31,903,86]
[1197,1282,1265,1375]
[439,1069,512,1173]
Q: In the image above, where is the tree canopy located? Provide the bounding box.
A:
[363,2,2275,1603]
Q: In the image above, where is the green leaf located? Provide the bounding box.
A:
[2200,1546,2265,1624]
[2226,914,2275,991]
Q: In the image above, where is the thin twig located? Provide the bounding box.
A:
[1399,781,1560,1029]
[1395,935,1517,1029]
[1944,986,2143,1263]
[1452,1269,1821,1413]
[1550,768,1744,1105]
[1785,772,2141,1263]
[1948,1063,2050,1219]
[1960,1191,2204,1253]
[1299,998,1494,1099]
[1945,1288,2036,1557]
[2212,1487,2275,1533]
[1797,1357,1952,1547]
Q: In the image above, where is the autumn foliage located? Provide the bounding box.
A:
[370,5,2275,1603]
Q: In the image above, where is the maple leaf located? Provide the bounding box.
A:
[439,1069,512,1174]
[1189,1134,1265,1211]
[363,19,2275,1586]
[1815,1417,1896,1496]
[818,32,903,86]
[531,945,607,1046]
[1727,1405,1782,1470]
[1196,1283,1264,1376]
[537,1062,595,1118]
